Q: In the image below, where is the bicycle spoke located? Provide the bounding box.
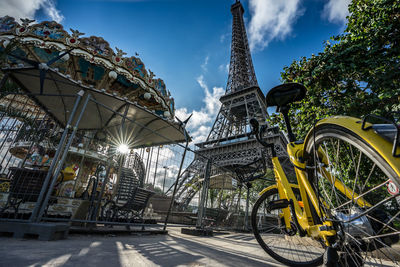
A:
[334,179,390,211]
[344,194,398,223]
[252,187,325,265]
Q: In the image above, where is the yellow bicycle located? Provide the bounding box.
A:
[250,83,400,266]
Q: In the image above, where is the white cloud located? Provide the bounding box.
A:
[201,76,224,116]
[248,0,303,51]
[218,63,229,74]
[0,0,64,23]
[200,55,209,72]
[43,0,64,22]
[191,125,211,144]
[175,75,224,144]
[220,32,230,43]
[322,0,351,24]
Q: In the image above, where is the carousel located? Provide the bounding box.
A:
[0,16,189,235]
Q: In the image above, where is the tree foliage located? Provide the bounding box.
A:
[271,0,400,139]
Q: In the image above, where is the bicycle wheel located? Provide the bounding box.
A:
[251,186,325,266]
[304,124,400,266]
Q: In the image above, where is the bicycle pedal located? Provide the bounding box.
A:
[267,199,290,211]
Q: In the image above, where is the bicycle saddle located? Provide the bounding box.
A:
[266,83,307,107]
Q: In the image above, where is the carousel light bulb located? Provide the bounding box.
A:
[143,92,151,100]
[117,144,130,154]
[108,71,118,79]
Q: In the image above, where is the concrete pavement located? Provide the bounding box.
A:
[0,227,285,267]
[0,226,398,266]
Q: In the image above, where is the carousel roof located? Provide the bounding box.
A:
[0,16,189,147]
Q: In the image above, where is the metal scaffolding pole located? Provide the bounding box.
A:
[163,134,190,231]
[196,159,211,229]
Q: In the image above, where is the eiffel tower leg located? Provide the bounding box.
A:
[244,185,250,231]
[235,185,242,229]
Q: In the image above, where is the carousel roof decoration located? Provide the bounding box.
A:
[0,16,188,147]
[0,16,174,117]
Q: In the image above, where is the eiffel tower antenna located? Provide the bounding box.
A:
[226,0,258,93]
[204,0,267,144]
[172,1,291,211]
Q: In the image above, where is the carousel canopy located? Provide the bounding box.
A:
[0,16,189,147]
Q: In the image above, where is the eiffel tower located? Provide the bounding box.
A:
[172,0,291,210]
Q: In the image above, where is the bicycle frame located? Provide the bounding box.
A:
[270,142,336,245]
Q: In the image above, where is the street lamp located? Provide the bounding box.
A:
[162,166,169,194]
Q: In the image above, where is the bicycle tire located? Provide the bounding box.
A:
[251,186,325,266]
[304,124,400,266]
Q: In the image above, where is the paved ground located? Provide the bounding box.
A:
[0,226,398,267]
[0,226,285,267]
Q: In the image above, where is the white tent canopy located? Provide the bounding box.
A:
[5,67,189,148]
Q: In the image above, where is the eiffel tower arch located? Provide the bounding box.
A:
[173,0,292,210]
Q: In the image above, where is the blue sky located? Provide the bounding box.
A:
[1,0,351,143]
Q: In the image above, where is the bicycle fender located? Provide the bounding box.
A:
[304,116,400,177]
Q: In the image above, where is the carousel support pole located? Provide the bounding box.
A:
[163,134,190,231]
[140,147,144,161]
[196,159,211,229]
[153,145,161,187]
[91,163,112,221]
[36,92,91,222]
[146,147,153,184]
[30,90,85,222]
[71,138,91,195]
[119,103,130,145]
[144,147,151,184]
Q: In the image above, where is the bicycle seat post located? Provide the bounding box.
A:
[265,83,305,143]
[279,105,296,142]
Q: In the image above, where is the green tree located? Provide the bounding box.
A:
[272,0,400,139]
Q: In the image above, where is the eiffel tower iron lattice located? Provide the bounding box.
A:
[171,1,292,210]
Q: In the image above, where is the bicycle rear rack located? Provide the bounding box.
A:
[361,112,400,157]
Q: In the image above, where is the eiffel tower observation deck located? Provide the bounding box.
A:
[174,0,292,210]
